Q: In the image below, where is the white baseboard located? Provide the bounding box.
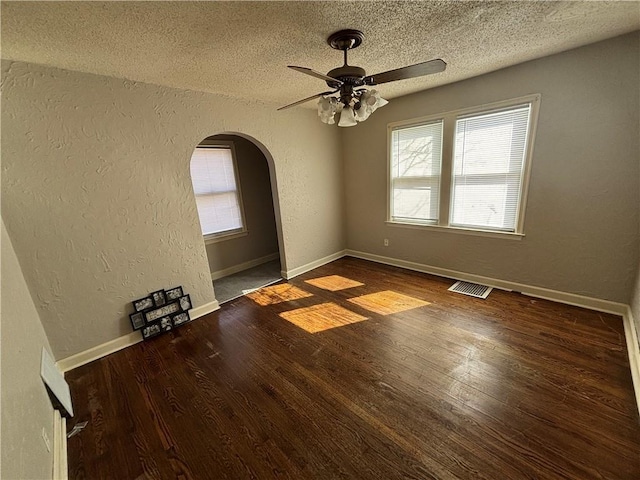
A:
[56,331,142,373]
[56,300,220,373]
[345,250,627,315]
[189,299,220,319]
[211,253,280,281]
[623,307,640,416]
[282,250,347,279]
[53,410,68,480]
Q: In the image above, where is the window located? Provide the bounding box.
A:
[388,95,539,237]
[390,120,443,224]
[190,142,246,242]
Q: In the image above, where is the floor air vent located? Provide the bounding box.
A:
[448,281,492,299]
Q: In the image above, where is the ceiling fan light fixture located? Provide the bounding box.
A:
[361,89,388,113]
[354,102,371,122]
[337,105,358,127]
[318,96,337,124]
[280,29,445,126]
[370,89,389,108]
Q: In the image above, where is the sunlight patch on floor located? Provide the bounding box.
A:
[348,290,430,315]
[304,275,365,291]
[279,302,368,333]
[246,284,313,306]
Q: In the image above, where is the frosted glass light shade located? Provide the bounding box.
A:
[318,96,337,124]
[338,106,358,127]
[355,104,371,121]
[368,90,388,110]
[317,90,387,126]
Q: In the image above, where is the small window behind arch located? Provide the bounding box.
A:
[190,141,247,243]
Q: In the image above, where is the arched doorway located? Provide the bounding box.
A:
[189,133,284,304]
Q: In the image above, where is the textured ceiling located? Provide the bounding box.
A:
[2,1,639,109]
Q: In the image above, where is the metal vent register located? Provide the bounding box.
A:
[448,281,492,299]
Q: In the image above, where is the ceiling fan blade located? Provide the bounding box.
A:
[277,91,337,111]
[364,59,446,86]
[288,66,343,86]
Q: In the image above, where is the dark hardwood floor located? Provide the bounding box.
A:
[66,257,640,479]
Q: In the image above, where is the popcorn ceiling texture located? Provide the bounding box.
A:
[2,1,639,109]
[1,60,344,359]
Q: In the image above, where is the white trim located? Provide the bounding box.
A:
[387,94,541,236]
[282,250,347,280]
[385,221,525,240]
[189,299,220,319]
[56,300,220,372]
[192,140,248,240]
[514,95,541,234]
[56,331,143,373]
[345,249,627,315]
[204,229,248,245]
[210,252,280,281]
[53,410,68,480]
[623,307,640,416]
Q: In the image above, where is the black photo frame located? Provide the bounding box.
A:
[165,286,183,301]
[151,290,167,307]
[159,316,173,332]
[178,294,192,312]
[129,312,145,330]
[133,296,154,312]
[171,311,191,327]
[141,321,162,340]
[143,301,181,324]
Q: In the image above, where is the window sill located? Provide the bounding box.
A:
[385,221,524,240]
[204,230,248,245]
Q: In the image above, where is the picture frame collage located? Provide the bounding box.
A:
[129,286,193,340]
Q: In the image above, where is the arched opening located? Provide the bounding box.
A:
[189,132,284,304]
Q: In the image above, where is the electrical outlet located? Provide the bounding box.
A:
[41,427,51,452]
[383,239,389,247]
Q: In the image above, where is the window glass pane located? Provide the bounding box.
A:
[452,183,508,229]
[190,146,243,236]
[391,121,443,222]
[394,188,435,220]
[451,105,530,231]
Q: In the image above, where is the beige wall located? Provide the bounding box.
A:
[1,219,55,480]
[343,32,639,303]
[1,60,343,359]
[201,135,279,275]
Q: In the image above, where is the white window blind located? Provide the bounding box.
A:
[451,105,531,232]
[390,120,443,223]
[190,146,244,237]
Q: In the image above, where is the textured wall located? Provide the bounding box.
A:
[1,61,343,359]
[343,32,639,303]
[1,219,55,480]
[202,135,279,274]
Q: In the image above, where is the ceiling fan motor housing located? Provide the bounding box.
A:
[326,65,366,88]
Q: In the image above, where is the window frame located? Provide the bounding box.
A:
[389,119,444,225]
[191,140,248,244]
[386,94,541,239]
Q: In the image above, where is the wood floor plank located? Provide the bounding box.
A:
[66,257,640,479]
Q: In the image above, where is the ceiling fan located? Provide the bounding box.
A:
[278,29,446,127]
